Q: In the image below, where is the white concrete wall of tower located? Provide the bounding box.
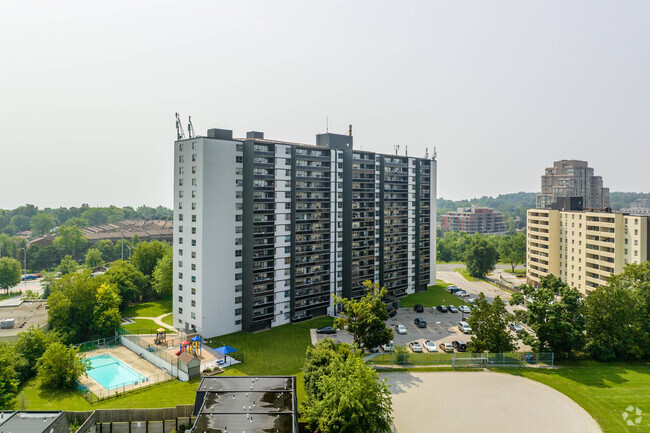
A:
[173,136,240,338]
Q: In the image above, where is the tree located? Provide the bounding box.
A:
[12,327,61,381]
[92,283,122,337]
[463,235,498,278]
[301,351,393,433]
[10,215,30,232]
[104,260,150,308]
[29,213,56,236]
[0,257,22,294]
[85,248,104,269]
[334,281,393,350]
[57,255,78,276]
[36,342,89,389]
[498,233,526,272]
[3,224,17,236]
[466,293,517,353]
[53,225,87,257]
[303,339,354,400]
[152,251,173,296]
[97,239,118,262]
[131,241,170,277]
[583,263,650,361]
[510,275,584,358]
[61,217,89,228]
[81,208,110,225]
[0,342,19,409]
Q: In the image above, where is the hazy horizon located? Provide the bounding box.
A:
[1,1,648,209]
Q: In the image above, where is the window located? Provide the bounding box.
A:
[191,300,196,307]
[179,167,184,175]
[192,202,196,210]
[236,179,243,187]
[191,264,196,270]
[235,308,242,316]
[191,312,196,319]
[236,214,243,222]
[191,251,196,258]
[235,238,242,245]
[192,227,196,234]
[179,179,184,186]
[236,191,243,198]
[235,226,242,233]
[235,284,242,292]
[178,272,183,278]
[192,154,197,162]
[178,261,183,267]
[178,307,183,314]
[178,249,183,256]
[192,190,196,198]
[235,250,242,257]
[235,273,242,280]
[235,319,241,325]
[178,238,183,244]
[235,262,242,269]
[179,143,184,151]
[237,144,243,151]
[192,166,197,174]
[178,190,184,198]
[191,287,196,294]
[236,203,243,210]
[179,155,184,163]
[191,239,196,246]
[179,226,183,233]
[178,202,183,210]
[179,214,183,221]
[178,284,183,291]
[191,276,196,282]
[178,296,183,302]
[192,178,197,186]
[192,215,197,222]
[235,296,242,304]
[236,156,243,163]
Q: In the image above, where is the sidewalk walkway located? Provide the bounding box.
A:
[132,313,175,331]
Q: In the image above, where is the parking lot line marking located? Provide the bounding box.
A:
[410,323,425,336]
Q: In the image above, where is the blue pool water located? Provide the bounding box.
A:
[87,354,147,390]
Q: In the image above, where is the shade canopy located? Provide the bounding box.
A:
[181,340,190,345]
[214,345,238,356]
[191,336,202,342]
[157,328,166,333]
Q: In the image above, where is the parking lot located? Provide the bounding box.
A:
[388,307,471,349]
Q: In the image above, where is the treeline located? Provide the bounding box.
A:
[437,231,526,270]
[0,327,89,409]
[509,262,650,361]
[0,204,172,236]
[438,191,650,225]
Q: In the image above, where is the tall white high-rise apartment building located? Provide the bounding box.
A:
[173,127,437,337]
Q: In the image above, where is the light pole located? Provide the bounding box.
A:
[23,247,27,286]
[126,244,133,260]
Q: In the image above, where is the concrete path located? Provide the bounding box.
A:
[382,371,602,433]
[132,313,175,331]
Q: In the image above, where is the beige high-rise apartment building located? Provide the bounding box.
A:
[536,160,610,209]
[527,208,648,295]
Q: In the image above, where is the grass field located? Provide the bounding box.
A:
[161,313,174,327]
[453,268,480,282]
[504,269,526,275]
[122,296,173,318]
[0,290,22,301]
[398,283,469,308]
[500,362,650,433]
[122,318,175,334]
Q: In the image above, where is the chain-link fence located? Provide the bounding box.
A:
[75,336,121,352]
[368,351,554,368]
[76,371,174,404]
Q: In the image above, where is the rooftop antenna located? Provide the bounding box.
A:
[348,124,352,136]
[432,146,437,160]
[405,145,408,156]
[175,113,186,140]
[394,144,400,155]
[326,115,329,133]
[425,147,429,158]
[187,116,195,139]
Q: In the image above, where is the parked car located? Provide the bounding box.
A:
[395,324,407,334]
[414,318,427,328]
[439,342,454,352]
[316,326,336,334]
[408,341,423,353]
[413,304,424,313]
[387,308,397,318]
[436,305,448,313]
[508,323,524,333]
[457,291,470,297]
[467,298,475,304]
[459,305,471,314]
[458,321,472,334]
[452,340,467,352]
[448,305,458,313]
[21,274,37,281]
[423,340,438,352]
[382,341,395,352]
[449,287,463,294]
[446,285,459,292]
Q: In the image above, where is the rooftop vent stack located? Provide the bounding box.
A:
[348,124,352,136]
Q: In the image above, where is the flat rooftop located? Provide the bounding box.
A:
[0,301,48,341]
[0,411,63,433]
[192,376,297,433]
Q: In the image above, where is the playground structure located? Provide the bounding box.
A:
[153,328,167,345]
[177,335,202,357]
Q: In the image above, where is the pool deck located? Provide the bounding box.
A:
[79,346,173,399]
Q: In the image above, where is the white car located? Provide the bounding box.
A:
[408,341,423,353]
[382,341,394,352]
[459,305,471,314]
[395,324,407,335]
[423,340,438,352]
[467,298,475,304]
[457,290,470,297]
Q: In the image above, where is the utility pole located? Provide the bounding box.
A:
[23,248,27,286]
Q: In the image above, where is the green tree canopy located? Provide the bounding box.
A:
[301,350,392,433]
[12,327,61,381]
[510,275,584,358]
[0,342,19,409]
[85,248,104,269]
[104,260,150,308]
[467,293,517,353]
[30,213,56,236]
[303,338,354,400]
[463,235,498,278]
[53,225,87,256]
[57,255,78,276]
[36,342,89,389]
[0,257,22,294]
[498,233,526,272]
[131,241,170,277]
[92,283,122,337]
[61,217,89,228]
[152,251,173,296]
[334,280,393,350]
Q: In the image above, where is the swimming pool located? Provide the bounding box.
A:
[87,354,148,390]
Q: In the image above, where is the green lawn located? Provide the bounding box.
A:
[0,290,22,301]
[499,362,650,433]
[161,313,174,327]
[504,269,526,275]
[398,283,469,308]
[122,318,175,334]
[123,296,173,318]
[453,268,480,282]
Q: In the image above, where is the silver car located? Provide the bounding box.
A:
[408,341,423,353]
[423,340,438,352]
[395,324,407,335]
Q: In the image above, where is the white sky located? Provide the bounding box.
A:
[1,0,648,209]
